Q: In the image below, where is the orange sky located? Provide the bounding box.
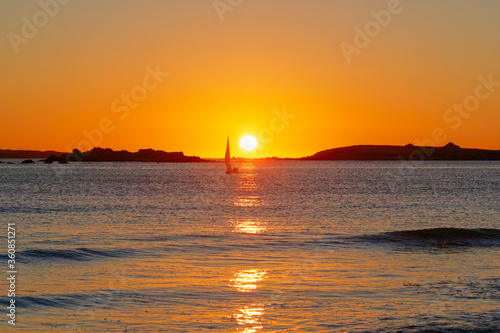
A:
[1,0,499,158]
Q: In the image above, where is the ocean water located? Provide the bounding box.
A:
[1,160,499,332]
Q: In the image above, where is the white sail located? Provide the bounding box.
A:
[225,137,231,171]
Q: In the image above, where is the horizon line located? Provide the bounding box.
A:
[1,142,500,160]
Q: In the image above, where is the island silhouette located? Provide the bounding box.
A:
[1,143,500,163]
[300,142,500,161]
[0,148,203,163]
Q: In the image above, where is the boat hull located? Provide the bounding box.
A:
[225,167,239,174]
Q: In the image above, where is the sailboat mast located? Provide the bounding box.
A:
[225,137,232,170]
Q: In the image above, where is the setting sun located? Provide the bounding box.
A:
[240,135,258,151]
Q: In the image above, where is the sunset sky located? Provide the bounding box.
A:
[1,0,499,158]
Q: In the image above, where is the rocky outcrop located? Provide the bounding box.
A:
[43,148,205,163]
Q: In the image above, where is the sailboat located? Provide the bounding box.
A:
[225,137,239,174]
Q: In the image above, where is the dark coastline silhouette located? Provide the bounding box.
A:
[2,143,500,162]
[46,148,205,163]
[0,148,205,163]
[0,149,62,159]
[301,142,500,161]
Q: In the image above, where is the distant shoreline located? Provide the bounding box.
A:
[1,142,500,163]
[0,147,205,163]
[298,142,500,161]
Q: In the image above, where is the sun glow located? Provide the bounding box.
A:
[240,135,258,151]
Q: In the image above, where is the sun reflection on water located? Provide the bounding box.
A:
[240,328,262,333]
[233,160,263,207]
[233,306,265,332]
[233,196,262,207]
[230,269,268,293]
[229,162,270,332]
[238,173,258,191]
[232,220,266,234]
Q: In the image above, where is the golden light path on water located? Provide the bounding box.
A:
[233,196,262,207]
[230,161,273,332]
[233,307,265,333]
[233,161,263,207]
[231,162,266,234]
[230,269,269,332]
[230,269,268,293]
[232,219,266,234]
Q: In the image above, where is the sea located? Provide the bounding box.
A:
[0,160,499,332]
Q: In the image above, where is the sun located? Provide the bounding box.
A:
[240,135,258,151]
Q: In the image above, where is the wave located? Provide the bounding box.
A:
[11,291,140,309]
[19,247,137,263]
[123,233,227,242]
[352,228,500,248]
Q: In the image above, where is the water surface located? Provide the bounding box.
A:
[1,160,499,332]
